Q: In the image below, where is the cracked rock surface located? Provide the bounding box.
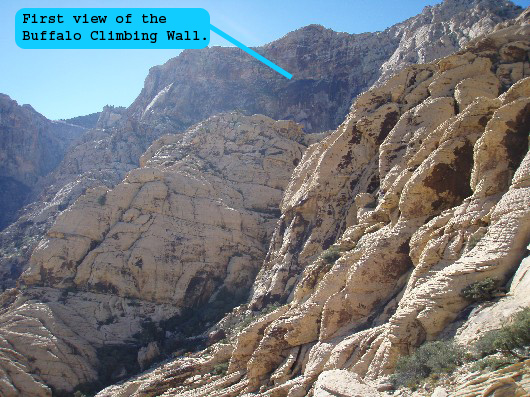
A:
[0,114,306,395]
[97,11,530,397]
[0,0,521,293]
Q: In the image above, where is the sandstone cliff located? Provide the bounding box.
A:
[0,104,155,291]
[129,0,521,133]
[0,1,528,396]
[0,94,84,230]
[0,0,520,294]
[95,9,530,397]
[0,114,307,396]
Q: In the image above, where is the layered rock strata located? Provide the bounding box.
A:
[98,10,530,397]
[0,0,521,292]
[0,114,306,395]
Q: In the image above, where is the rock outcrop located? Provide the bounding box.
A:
[0,114,306,395]
[453,359,530,396]
[129,0,521,133]
[455,249,530,346]
[0,1,528,396]
[0,0,521,293]
[0,106,160,291]
[0,94,84,229]
[97,10,530,397]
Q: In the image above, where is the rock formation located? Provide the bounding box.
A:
[453,359,530,396]
[96,9,530,397]
[0,94,84,230]
[129,0,521,133]
[0,0,521,292]
[0,1,528,396]
[0,114,307,395]
[0,105,157,291]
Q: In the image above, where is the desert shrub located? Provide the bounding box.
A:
[211,361,229,376]
[474,330,501,357]
[467,233,483,250]
[97,194,106,206]
[461,278,497,302]
[471,355,517,372]
[232,315,253,332]
[322,247,341,264]
[391,341,465,388]
[231,303,281,334]
[261,302,281,315]
[474,307,530,359]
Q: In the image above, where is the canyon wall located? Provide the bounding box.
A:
[0,1,527,396]
[0,114,307,396]
[98,9,530,397]
[0,0,520,293]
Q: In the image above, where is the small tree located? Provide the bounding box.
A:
[322,247,341,264]
[391,341,465,388]
[211,361,229,376]
[474,307,530,360]
[461,278,497,302]
[97,194,107,206]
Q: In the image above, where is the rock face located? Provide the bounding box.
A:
[0,105,159,291]
[0,114,306,395]
[97,10,530,397]
[0,0,520,293]
[374,0,525,85]
[453,359,530,396]
[0,94,84,229]
[455,249,530,346]
[25,113,305,304]
[312,370,382,397]
[0,1,527,396]
[128,0,521,133]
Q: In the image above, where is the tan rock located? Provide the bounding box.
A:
[313,370,382,397]
[109,19,530,397]
[453,359,530,397]
[454,75,500,111]
[0,114,305,395]
[455,250,530,345]
[3,6,530,397]
[103,20,529,397]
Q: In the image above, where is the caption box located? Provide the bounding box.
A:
[15,8,210,49]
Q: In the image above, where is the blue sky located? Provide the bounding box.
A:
[1,0,528,120]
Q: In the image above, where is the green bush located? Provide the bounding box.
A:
[471,355,517,372]
[211,361,229,376]
[467,229,485,250]
[231,303,281,335]
[391,341,465,388]
[474,331,501,357]
[461,278,497,302]
[97,194,106,206]
[322,247,341,264]
[474,307,530,359]
[390,308,530,390]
